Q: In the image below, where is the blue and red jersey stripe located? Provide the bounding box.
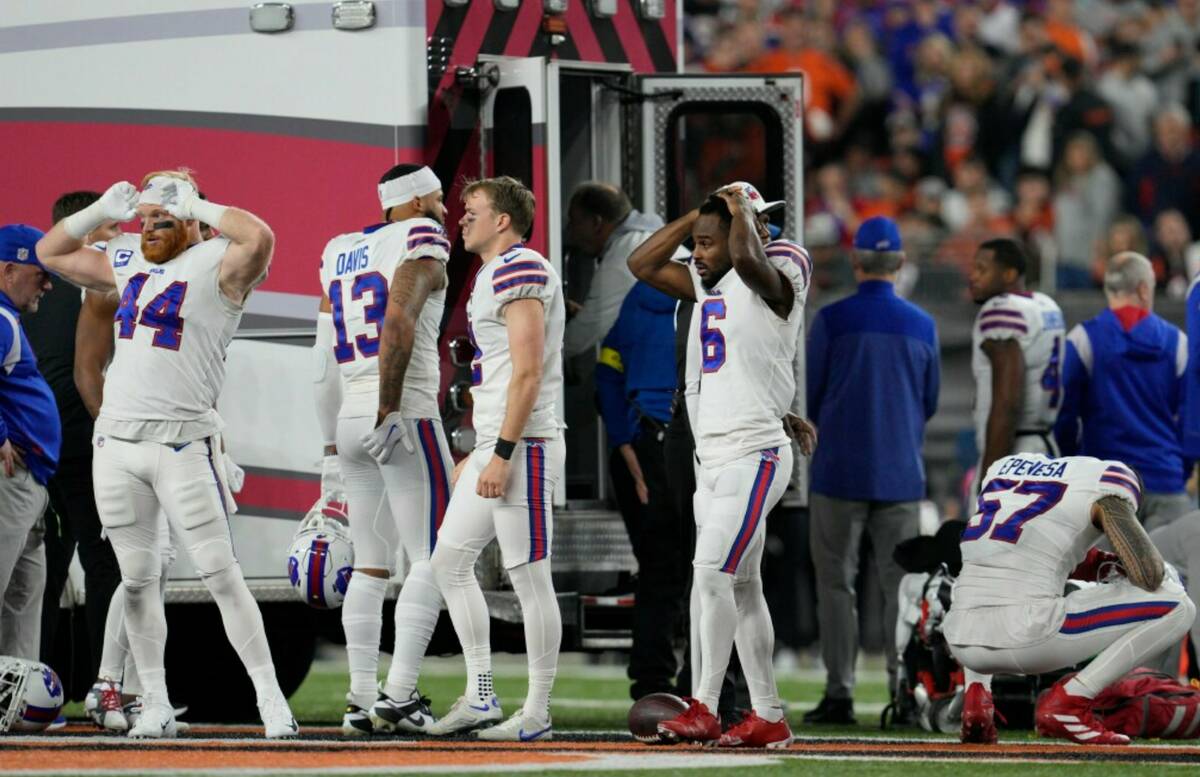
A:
[1060,600,1177,634]
[526,440,549,563]
[720,450,779,574]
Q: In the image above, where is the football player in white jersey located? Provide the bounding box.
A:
[944,453,1195,745]
[968,238,1066,485]
[629,186,812,749]
[425,177,565,741]
[312,164,453,736]
[36,170,297,739]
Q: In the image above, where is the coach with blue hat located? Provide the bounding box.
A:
[0,223,60,659]
[803,216,940,725]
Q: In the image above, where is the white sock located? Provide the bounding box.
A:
[341,572,387,707]
[121,576,168,701]
[202,563,279,699]
[1063,676,1095,699]
[119,556,170,697]
[383,561,442,701]
[733,576,783,723]
[98,585,128,683]
[508,559,561,720]
[694,566,737,714]
[431,543,493,704]
[964,668,992,692]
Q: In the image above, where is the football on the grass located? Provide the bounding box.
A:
[628,693,689,743]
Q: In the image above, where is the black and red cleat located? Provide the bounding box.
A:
[1035,679,1130,745]
[960,683,998,744]
[656,698,721,744]
[717,710,794,749]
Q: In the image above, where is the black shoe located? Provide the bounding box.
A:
[802,696,856,725]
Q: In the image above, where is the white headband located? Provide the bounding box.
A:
[378,166,441,210]
[137,175,192,206]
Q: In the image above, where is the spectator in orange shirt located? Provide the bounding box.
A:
[748,11,859,144]
[1044,0,1097,67]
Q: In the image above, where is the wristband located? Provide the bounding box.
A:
[494,438,517,461]
[188,198,229,229]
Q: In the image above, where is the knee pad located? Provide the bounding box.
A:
[430,543,477,590]
[189,535,237,578]
[404,560,444,608]
[693,565,733,601]
[200,561,246,599]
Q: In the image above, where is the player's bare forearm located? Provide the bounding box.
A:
[1096,496,1165,591]
[980,339,1024,475]
[36,225,115,292]
[74,290,118,419]
[628,210,697,301]
[217,207,275,303]
[499,298,545,442]
[718,189,792,315]
[377,261,442,422]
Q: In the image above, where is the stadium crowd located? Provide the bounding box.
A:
[683,0,1200,296]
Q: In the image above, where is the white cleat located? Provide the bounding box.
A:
[427,695,502,736]
[476,710,552,742]
[85,680,128,732]
[259,693,300,739]
[370,690,437,734]
[127,701,178,739]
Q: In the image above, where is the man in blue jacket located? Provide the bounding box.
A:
[1055,251,1189,530]
[0,224,62,659]
[595,279,685,700]
[804,217,939,724]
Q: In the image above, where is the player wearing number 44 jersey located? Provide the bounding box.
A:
[945,453,1195,746]
[629,184,815,749]
[314,164,453,736]
[968,238,1065,486]
[35,170,297,739]
[425,177,566,742]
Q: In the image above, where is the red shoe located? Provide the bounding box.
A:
[657,698,721,744]
[1035,679,1130,745]
[717,710,794,749]
[960,683,998,744]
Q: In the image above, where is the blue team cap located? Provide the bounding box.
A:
[0,225,46,269]
[853,216,902,252]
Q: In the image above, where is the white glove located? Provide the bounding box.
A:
[63,181,138,239]
[321,454,344,495]
[361,412,415,465]
[224,457,245,494]
[157,178,228,227]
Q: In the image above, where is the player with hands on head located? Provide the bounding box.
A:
[944,454,1194,746]
[313,164,454,736]
[628,183,813,749]
[35,169,296,739]
[425,176,566,742]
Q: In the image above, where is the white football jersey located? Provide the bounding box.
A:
[97,234,239,443]
[689,239,811,468]
[466,244,564,446]
[971,291,1065,448]
[318,219,449,419]
[945,453,1142,645]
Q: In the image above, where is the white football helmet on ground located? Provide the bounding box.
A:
[0,657,64,732]
[287,492,354,609]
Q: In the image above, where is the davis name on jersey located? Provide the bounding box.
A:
[689,240,811,468]
[97,234,238,444]
[466,244,564,447]
[318,218,449,420]
[972,291,1066,448]
[945,453,1142,647]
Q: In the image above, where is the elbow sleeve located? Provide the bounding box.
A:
[313,312,342,446]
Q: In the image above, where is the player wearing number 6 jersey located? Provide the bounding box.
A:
[35,169,297,739]
[967,239,1065,488]
[944,453,1195,746]
[629,185,812,749]
[313,164,453,736]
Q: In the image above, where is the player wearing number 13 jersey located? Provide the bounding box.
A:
[944,453,1194,745]
[629,184,811,749]
[314,164,453,736]
[968,239,1065,488]
[35,169,297,739]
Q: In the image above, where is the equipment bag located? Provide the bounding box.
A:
[1092,668,1200,739]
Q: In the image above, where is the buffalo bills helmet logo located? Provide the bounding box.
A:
[42,667,62,699]
[334,566,352,595]
[287,556,300,587]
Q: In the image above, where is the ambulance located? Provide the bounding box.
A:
[0,0,803,714]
